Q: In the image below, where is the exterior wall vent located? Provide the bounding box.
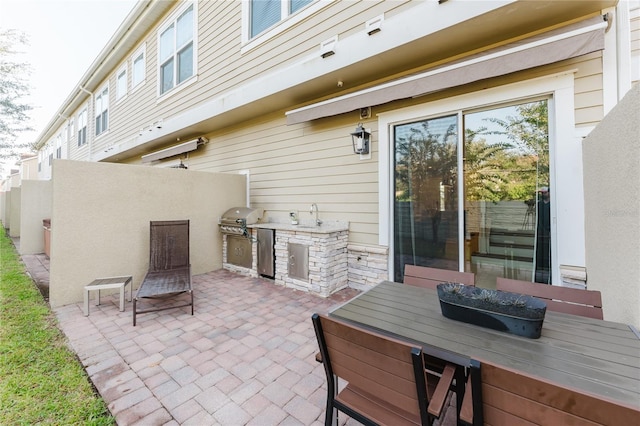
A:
[320,36,338,58]
[366,15,384,35]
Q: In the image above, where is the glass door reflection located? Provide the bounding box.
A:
[463,100,550,287]
[393,114,459,282]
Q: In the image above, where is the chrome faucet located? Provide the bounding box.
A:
[310,203,322,226]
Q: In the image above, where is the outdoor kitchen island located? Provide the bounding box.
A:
[222,221,349,297]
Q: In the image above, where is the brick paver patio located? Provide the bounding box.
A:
[54,269,363,425]
[20,247,457,426]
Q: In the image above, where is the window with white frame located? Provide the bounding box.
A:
[95,86,109,136]
[158,3,196,96]
[249,0,312,38]
[55,134,62,158]
[77,108,87,147]
[116,65,127,101]
[39,150,45,171]
[132,45,146,89]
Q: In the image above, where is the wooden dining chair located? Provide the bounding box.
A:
[312,313,457,426]
[421,345,469,423]
[496,277,603,319]
[404,264,475,289]
[460,359,483,426]
[468,359,638,425]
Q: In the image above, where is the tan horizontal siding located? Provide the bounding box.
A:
[80,0,607,161]
[67,100,91,161]
[236,1,368,69]
[84,1,605,249]
[185,113,379,245]
[70,145,90,161]
[90,1,410,157]
[632,10,639,84]
[575,105,605,125]
[575,90,604,108]
[222,54,604,246]
[109,58,159,141]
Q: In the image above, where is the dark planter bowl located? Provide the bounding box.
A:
[436,283,547,339]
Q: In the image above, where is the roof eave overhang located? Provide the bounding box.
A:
[34,1,175,149]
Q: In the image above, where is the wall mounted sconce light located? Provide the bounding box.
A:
[351,123,370,155]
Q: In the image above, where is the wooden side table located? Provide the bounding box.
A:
[84,276,133,316]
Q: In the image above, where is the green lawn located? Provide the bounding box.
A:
[0,228,114,425]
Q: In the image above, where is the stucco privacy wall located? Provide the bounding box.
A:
[8,187,20,237]
[0,192,6,226]
[49,160,246,308]
[583,84,639,327]
[19,180,52,255]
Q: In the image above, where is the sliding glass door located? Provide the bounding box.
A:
[393,99,551,287]
[393,115,459,282]
[463,100,550,287]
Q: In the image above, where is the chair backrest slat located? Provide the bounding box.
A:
[496,277,603,319]
[460,359,483,426]
[479,359,637,425]
[404,264,475,289]
[314,313,425,421]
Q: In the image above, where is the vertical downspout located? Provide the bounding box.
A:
[615,3,632,100]
[79,86,93,161]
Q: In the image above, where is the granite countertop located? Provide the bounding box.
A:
[250,221,349,234]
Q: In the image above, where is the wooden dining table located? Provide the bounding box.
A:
[329,281,640,423]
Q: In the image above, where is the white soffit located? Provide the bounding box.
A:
[141,139,198,163]
[286,16,607,125]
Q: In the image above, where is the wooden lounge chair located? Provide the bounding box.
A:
[404,264,475,289]
[133,220,193,326]
[496,277,603,319]
[312,312,458,426]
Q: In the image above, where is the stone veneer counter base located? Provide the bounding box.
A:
[223,222,349,297]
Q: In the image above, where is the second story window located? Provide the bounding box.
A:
[77,108,87,147]
[95,86,109,136]
[250,0,312,38]
[132,45,146,90]
[55,134,62,159]
[116,66,127,101]
[159,4,195,96]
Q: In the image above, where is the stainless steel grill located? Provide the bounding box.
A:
[219,207,264,236]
